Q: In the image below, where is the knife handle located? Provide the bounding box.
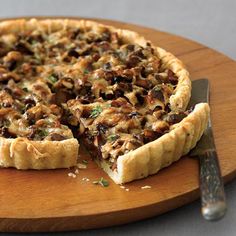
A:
[199,150,227,221]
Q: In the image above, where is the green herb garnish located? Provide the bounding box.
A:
[108,134,119,142]
[93,177,109,187]
[22,87,28,92]
[154,84,162,91]
[31,40,38,45]
[47,75,57,84]
[38,129,49,138]
[82,160,88,164]
[89,106,102,118]
[84,69,90,74]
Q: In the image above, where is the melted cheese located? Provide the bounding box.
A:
[0,20,182,162]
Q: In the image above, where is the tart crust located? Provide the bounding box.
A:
[0,137,79,169]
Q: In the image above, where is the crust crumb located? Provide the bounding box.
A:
[141,185,151,189]
[68,172,77,178]
[82,177,90,181]
[77,163,87,169]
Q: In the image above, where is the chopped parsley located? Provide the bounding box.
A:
[93,177,109,187]
[89,106,102,118]
[22,87,28,92]
[108,134,119,142]
[31,40,38,45]
[84,69,90,74]
[154,84,162,91]
[47,75,58,84]
[37,129,49,138]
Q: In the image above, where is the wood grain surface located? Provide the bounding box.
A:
[0,17,235,233]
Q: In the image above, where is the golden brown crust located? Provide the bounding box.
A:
[155,47,191,111]
[0,137,79,169]
[105,103,210,184]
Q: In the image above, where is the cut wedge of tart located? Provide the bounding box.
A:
[0,18,209,183]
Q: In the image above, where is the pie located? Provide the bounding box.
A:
[0,18,210,184]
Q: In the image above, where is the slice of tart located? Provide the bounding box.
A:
[66,98,209,184]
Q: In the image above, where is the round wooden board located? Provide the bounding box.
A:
[0,17,236,233]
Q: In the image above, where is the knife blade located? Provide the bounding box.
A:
[189,79,226,221]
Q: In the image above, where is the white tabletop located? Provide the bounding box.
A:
[1,0,236,235]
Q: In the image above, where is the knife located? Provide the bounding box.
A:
[188,79,226,221]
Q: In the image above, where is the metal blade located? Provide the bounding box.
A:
[189,79,214,156]
[188,78,209,107]
[188,78,226,221]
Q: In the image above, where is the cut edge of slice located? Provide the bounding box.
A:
[0,138,79,169]
[97,103,209,184]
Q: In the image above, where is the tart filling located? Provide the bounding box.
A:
[0,19,209,183]
[66,98,192,171]
[0,19,177,142]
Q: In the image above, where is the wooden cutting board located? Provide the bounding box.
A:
[0,17,236,233]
